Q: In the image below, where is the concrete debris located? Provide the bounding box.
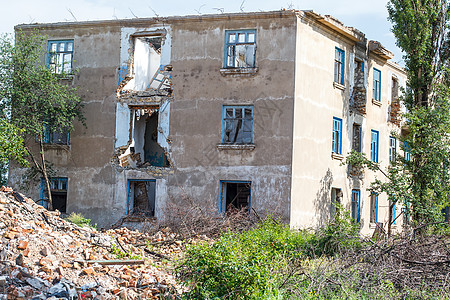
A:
[0,186,182,299]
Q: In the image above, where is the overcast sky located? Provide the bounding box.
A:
[2,0,403,64]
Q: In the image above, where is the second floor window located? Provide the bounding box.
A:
[389,136,397,163]
[371,130,379,162]
[334,47,345,85]
[373,68,381,101]
[352,124,361,152]
[332,117,342,154]
[404,141,411,161]
[43,125,70,145]
[222,106,253,144]
[47,40,74,74]
[224,30,256,68]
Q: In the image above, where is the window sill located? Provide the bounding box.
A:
[331,152,344,160]
[219,67,258,77]
[333,82,345,91]
[372,99,382,107]
[43,144,70,150]
[217,144,256,150]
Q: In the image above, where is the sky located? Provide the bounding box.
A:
[2,0,403,64]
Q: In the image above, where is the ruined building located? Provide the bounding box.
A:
[10,10,407,234]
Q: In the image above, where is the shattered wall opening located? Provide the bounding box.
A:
[350,58,367,114]
[127,179,156,216]
[41,177,68,213]
[119,106,170,168]
[221,181,251,213]
[389,77,401,126]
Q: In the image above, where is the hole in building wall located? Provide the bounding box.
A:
[128,180,156,217]
[330,187,342,218]
[221,181,251,213]
[40,177,68,213]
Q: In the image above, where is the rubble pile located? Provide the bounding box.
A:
[0,187,183,299]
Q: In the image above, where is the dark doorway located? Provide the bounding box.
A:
[128,180,156,216]
[221,181,251,212]
[41,177,68,213]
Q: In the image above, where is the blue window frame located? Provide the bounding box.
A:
[219,180,251,213]
[373,68,381,101]
[371,130,379,162]
[389,136,396,163]
[222,106,253,144]
[126,179,156,215]
[334,47,345,85]
[351,190,361,222]
[43,125,70,145]
[332,117,343,154]
[40,177,68,212]
[47,40,74,74]
[404,141,411,161]
[370,193,378,223]
[224,30,256,68]
[391,202,397,224]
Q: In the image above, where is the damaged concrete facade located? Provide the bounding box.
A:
[10,10,406,233]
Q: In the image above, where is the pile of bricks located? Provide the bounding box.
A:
[0,187,182,299]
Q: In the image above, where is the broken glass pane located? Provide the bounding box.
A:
[235,45,255,68]
[50,43,57,52]
[248,33,255,43]
[238,33,245,43]
[59,43,65,52]
[63,54,72,73]
[235,109,242,119]
[228,34,236,43]
[226,108,234,118]
[67,42,73,51]
[244,108,252,119]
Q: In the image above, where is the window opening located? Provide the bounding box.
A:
[332,117,342,154]
[351,190,360,222]
[40,177,68,213]
[127,179,156,216]
[371,130,379,162]
[334,47,345,85]
[47,40,73,74]
[225,30,256,68]
[331,188,342,218]
[220,181,251,213]
[373,68,381,101]
[370,193,378,223]
[222,106,253,144]
[352,124,361,152]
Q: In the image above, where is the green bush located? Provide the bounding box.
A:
[66,212,96,229]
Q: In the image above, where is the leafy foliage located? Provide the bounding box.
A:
[65,212,96,229]
[0,31,84,206]
[176,214,361,299]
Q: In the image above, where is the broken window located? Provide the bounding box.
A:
[47,40,73,74]
[352,124,361,152]
[119,106,170,168]
[220,181,251,213]
[222,106,253,144]
[40,177,68,213]
[370,193,378,223]
[334,47,345,85]
[331,188,342,218]
[351,189,360,222]
[225,30,256,68]
[43,125,70,145]
[127,180,156,216]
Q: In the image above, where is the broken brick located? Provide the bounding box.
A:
[17,240,28,250]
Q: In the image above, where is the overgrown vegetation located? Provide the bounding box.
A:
[175,212,450,299]
[176,210,361,299]
[65,212,96,229]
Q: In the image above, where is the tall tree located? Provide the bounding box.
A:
[346,0,450,233]
[0,31,84,209]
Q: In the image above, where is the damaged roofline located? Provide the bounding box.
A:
[15,10,298,31]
